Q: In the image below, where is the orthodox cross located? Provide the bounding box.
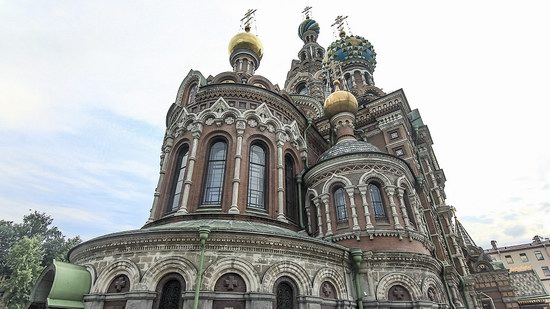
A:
[240,9,257,32]
[331,15,351,37]
[302,6,312,19]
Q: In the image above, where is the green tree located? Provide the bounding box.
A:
[0,211,81,307]
[2,236,43,309]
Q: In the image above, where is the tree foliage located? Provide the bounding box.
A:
[2,237,43,309]
[0,211,81,307]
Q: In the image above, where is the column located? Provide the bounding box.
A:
[313,198,324,238]
[276,134,287,222]
[384,187,402,229]
[396,188,412,230]
[412,194,428,235]
[176,123,202,215]
[147,137,173,222]
[345,187,360,231]
[321,194,333,236]
[358,185,374,229]
[229,120,246,214]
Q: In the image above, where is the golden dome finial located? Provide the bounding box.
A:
[228,10,263,59]
[323,80,358,119]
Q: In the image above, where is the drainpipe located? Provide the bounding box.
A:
[350,248,364,309]
[193,226,211,309]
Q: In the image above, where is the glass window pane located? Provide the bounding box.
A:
[168,146,189,213]
[369,184,386,219]
[248,144,266,209]
[203,141,227,205]
[334,188,347,222]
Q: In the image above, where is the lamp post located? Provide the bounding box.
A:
[193,226,210,309]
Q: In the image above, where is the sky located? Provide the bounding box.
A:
[0,1,548,247]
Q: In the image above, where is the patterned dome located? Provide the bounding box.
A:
[325,32,376,69]
[298,17,320,39]
[318,140,380,162]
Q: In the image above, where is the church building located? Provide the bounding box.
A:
[28,9,548,309]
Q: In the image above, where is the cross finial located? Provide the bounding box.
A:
[331,15,351,38]
[302,6,313,19]
[240,9,257,32]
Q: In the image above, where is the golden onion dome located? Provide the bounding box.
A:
[228,29,263,60]
[323,86,358,119]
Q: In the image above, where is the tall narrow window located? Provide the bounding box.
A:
[285,155,298,223]
[248,144,267,209]
[334,187,348,222]
[168,145,189,213]
[202,140,227,205]
[369,183,386,220]
[403,191,416,228]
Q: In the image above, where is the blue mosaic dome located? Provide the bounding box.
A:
[298,18,320,38]
[325,32,376,68]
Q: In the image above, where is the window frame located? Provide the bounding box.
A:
[520,253,529,263]
[201,139,228,206]
[247,142,268,210]
[333,186,348,223]
[505,255,514,264]
[542,266,550,277]
[535,250,544,261]
[167,144,190,214]
[368,182,387,221]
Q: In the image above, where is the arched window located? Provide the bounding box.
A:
[167,145,189,213]
[369,183,386,220]
[334,187,348,222]
[285,155,298,223]
[403,190,416,228]
[202,140,227,205]
[296,83,308,95]
[154,274,185,309]
[248,143,267,209]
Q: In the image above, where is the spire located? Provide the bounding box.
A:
[455,220,478,248]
